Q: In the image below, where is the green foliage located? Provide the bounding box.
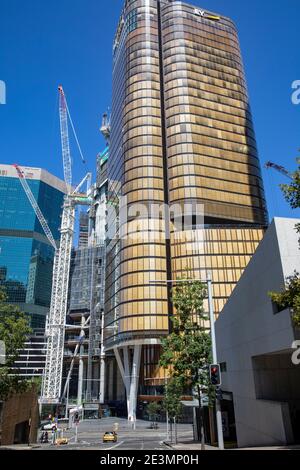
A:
[160,275,213,411]
[163,377,183,419]
[0,287,32,400]
[146,401,161,423]
[280,166,300,210]
[269,272,300,327]
[280,161,300,245]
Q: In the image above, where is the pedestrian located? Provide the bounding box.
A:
[51,425,57,445]
[44,431,49,443]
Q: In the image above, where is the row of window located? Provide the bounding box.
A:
[164,41,243,72]
[120,286,168,302]
[168,175,262,198]
[163,33,240,60]
[165,104,253,130]
[124,102,161,120]
[123,177,164,193]
[124,98,160,116]
[125,124,162,140]
[169,186,262,208]
[165,72,247,100]
[171,241,262,258]
[161,19,239,48]
[169,164,263,189]
[164,66,246,93]
[120,257,167,275]
[165,95,251,122]
[124,166,163,180]
[166,133,257,157]
[166,146,260,172]
[121,167,261,198]
[162,26,239,52]
[124,157,163,172]
[164,47,243,76]
[166,113,255,140]
[162,6,237,35]
[164,60,245,89]
[172,253,255,271]
[201,199,266,224]
[118,315,169,333]
[166,123,255,147]
[123,99,253,140]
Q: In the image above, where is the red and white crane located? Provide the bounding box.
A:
[14,86,92,404]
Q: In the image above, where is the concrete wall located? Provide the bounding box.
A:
[216,218,300,447]
[0,388,39,445]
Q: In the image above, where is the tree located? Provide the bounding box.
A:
[269,272,300,327]
[0,287,32,400]
[280,161,300,209]
[160,276,212,392]
[146,401,161,426]
[163,377,183,420]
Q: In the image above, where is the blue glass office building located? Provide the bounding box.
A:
[0,164,66,328]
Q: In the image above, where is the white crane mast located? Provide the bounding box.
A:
[41,86,91,403]
[42,198,75,402]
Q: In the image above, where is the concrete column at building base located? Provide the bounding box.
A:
[114,345,142,421]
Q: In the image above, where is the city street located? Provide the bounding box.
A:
[35,417,194,451]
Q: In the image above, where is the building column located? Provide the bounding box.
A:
[77,315,85,405]
[114,345,142,421]
[99,312,106,404]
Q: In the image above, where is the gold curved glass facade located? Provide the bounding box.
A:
[105,0,268,386]
[105,0,169,350]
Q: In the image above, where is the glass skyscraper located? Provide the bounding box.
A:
[0,164,65,328]
[105,0,268,414]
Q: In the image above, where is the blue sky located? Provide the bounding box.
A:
[0,0,299,222]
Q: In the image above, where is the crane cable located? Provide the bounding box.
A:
[65,100,86,165]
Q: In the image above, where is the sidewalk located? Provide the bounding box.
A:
[164,439,219,451]
[0,444,41,451]
[164,440,300,451]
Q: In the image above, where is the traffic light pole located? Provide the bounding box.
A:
[207,273,224,450]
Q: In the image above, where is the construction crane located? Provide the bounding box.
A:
[14,165,91,405]
[13,163,92,408]
[13,165,57,251]
[12,86,88,405]
[40,86,93,404]
[264,161,293,180]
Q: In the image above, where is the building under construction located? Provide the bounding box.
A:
[61,140,125,415]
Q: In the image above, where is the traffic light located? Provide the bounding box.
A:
[210,364,221,386]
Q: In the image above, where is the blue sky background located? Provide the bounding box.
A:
[0,0,299,222]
